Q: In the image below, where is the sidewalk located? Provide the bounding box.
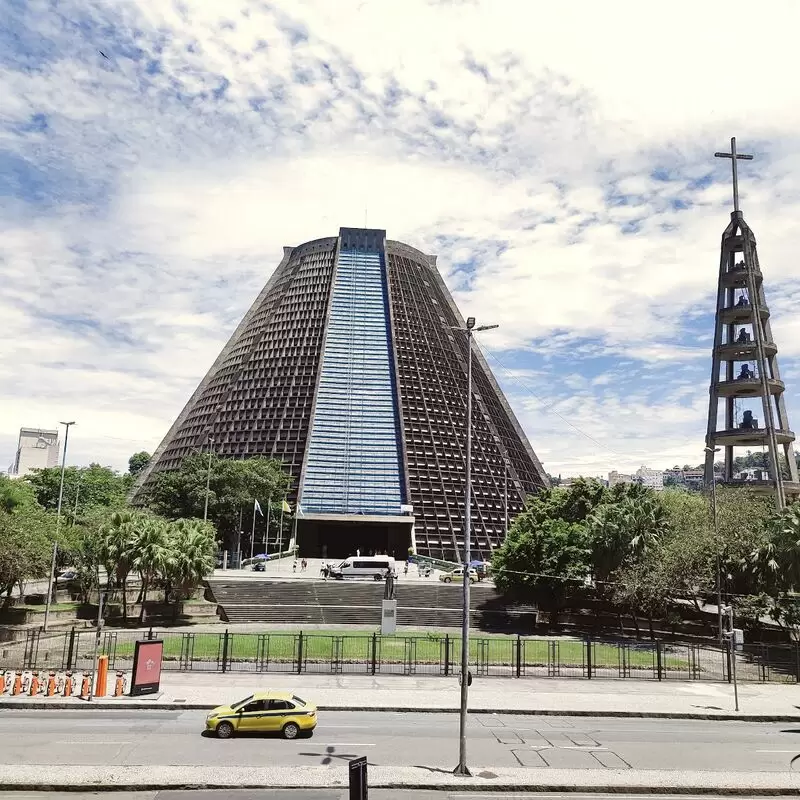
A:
[2,672,799,720]
[1,763,799,794]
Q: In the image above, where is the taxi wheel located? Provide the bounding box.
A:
[443,576,452,583]
[374,573,382,581]
[216,721,234,739]
[282,721,300,740]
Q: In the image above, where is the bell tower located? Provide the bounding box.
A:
[704,138,800,507]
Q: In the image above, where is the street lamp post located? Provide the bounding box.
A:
[705,446,723,643]
[453,317,498,777]
[203,437,215,522]
[44,421,76,632]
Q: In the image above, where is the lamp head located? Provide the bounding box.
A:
[466,317,476,330]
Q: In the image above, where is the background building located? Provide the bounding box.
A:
[634,465,664,491]
[9,427,60,477]
[132,227,549,562]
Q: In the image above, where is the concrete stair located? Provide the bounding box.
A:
[206,579,538,631]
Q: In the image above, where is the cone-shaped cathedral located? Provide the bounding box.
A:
[132,228,549,560]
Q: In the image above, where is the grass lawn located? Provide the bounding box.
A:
[105,630,690,670]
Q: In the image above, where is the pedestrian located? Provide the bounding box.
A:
[403,562,408,576]
[356,548,360,557]
[293,560,297,573]
[322,563,328,581]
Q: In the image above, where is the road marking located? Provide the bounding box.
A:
[311,742,376,747]
[755,749,800,753]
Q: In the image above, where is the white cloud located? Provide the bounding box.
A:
[2,0,800,479]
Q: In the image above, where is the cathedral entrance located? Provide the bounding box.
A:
[297,516,412,562]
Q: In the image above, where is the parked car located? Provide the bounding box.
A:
[205,691,317,739]
[252,562,266,572]
[439,567,477,584]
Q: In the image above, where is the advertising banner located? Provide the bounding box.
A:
[130,640,164,697]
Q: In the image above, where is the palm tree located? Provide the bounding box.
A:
[165,518,217,602]
[132,517,171,621]
[99,511,139,623]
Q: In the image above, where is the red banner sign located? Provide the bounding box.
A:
[130,640,163,696]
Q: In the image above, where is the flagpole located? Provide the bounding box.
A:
[266,498,271,554]
[279,497,286,566]
[250,501,257,560]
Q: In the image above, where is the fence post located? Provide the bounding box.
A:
[221,629,230,674]
[515,635,521,678]
[66,627,76,671]
[656,640,663,681]
[371,633,377,676]
[585,636,592,680]
[147,627,153,641]
[297,631,304,675]
[796,643,800,684]
[444,634,450,677]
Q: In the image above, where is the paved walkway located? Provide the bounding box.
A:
[1,763,799,793]
[2,672,798,720]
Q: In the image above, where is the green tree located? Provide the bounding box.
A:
[99,510,143,622]
[492,516,590,616]
[132,516,171,619]
[588,490,667,585]
[128,451,151,477]
[24,464,129,518]
[142,454,292,547]
[522,478,609,528]
[0,475,38,513]
[165,518,217,600]
[0,504,56,608]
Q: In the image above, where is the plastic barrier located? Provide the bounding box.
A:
[28,671,41,696]
[95,656,108,698]
[12,672,23,696]
[46,671,58,697]
[114,671,127,697]
[79,672,91,700]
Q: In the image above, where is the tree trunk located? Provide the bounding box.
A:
[121,575,128,623]
[648,615,655,640]
[631,608,641,639]
[138,578,148,623]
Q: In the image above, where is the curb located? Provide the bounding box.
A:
[0,700,798,721]
[0,782,798,795]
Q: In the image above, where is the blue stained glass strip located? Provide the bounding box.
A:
[302,245,405,515]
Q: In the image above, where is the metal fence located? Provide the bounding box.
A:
[2,628,799,684]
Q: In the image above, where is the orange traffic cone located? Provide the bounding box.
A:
[12,672,23,695]
[29,671,40,696]
[114,671,127,697]
[62,671,73,697]
[80,672,91,699]
[0,671,6,695]
[46,671,58,697]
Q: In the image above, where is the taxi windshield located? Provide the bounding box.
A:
[231,695,254,710]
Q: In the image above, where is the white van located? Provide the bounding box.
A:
[330,556,397,581]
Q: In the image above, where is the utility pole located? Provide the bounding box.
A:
[453,317,498,777]
[722,604,740,711]
[44,420,75,632]
[503,460,509,538]
[203,436,215,522]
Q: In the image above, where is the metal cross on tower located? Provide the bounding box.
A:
[704,138,799,509]
[714,137,754,213]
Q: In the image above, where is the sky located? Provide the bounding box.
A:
[3,0,800,479]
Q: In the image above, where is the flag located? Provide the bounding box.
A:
[254,499,264,517]
[281,499,291,513]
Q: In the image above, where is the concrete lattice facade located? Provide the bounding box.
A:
[132,228,548,561]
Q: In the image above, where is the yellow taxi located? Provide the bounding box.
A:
[205,691,317,739]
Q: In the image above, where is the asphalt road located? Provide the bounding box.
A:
[3,794,791,800]
[1,710,799,773]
